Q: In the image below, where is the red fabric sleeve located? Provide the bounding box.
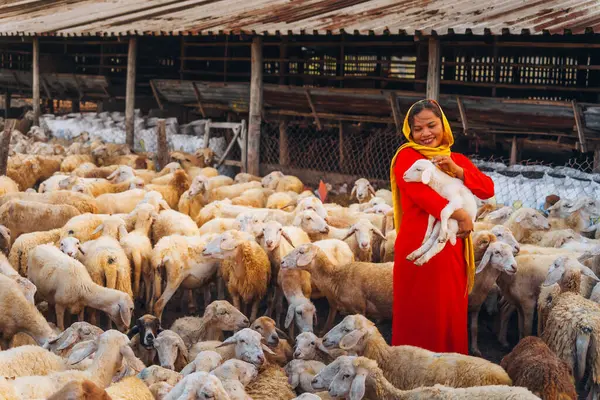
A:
[394,148,449,220]
[451,153,495,200]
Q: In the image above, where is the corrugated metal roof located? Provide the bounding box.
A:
[0,0,599,37]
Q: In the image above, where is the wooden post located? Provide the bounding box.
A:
[572,100,587,153]
[456,96,469,135]
[32,38,40,126]
[247,36,263,176]
[0,119,15,175]
[125,37,137,148]
[71,99,80,113]
[510,136,518,166]
[157,119,169,171]
[426,36,441,101]
[388,92,402,135]
[339,121,345,172]
[279,119,289,166]
[594,149,600,173]
[4,93,10,118]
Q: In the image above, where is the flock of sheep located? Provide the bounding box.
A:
[0,120,596,400]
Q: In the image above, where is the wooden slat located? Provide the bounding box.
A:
[572,100,587,153]
[304,88,322,131]
[456,96,469,135]
[191,81,207,118]
[388,92,402,135]
[149,80,164,110]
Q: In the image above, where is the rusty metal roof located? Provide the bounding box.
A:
[0,0,599,37]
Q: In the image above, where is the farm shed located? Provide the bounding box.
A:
[0,0,600,183]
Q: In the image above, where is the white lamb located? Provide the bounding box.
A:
[402,159,477,265]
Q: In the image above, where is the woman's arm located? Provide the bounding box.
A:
[451,154,495,200]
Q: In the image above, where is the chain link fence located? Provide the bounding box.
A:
[260,117,600,209]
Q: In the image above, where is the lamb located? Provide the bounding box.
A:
[47,379,112,400]
[9,228,62,275]
[322,356,539,400]
[280,274,315,336]
[285,359,326,394]
[95,189,148,215]
[27,244,134,331]
[37,173,71,193]
[45,321,104,358]
[0,200,80,239]
[0,190,98,214]
[501,207,551,243]
[235,172,262,184]
[350,178,376,203]
[105,376,155,400]
[321,314,511,390]
[210,181,263,201]
[232,188,275,208]
[203,231,271,321]
[172,300,249,350]
[293,332,346,365]
[210,358,258,388]
[402,158,477,265]
[548,196,600,234]
[127,314,163,366]
[60,154,96,172]
[7,155,61,190]
[145,170,191,209]
[0,345,67,378]
[250,316,293,366]
[266,191,298,210]
[500,336,577,400]
[180,351,223,376]
[0,273,56,348]
[163,371,230,400]
[152,209,199,245]
[281,244,392,333]
[154,330,190,372]
[482,206,514,224]
[138,365,183,387]
[0,176,19,196]
[262,171,304,194]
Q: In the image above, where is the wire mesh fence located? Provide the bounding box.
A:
[260,117,600,210]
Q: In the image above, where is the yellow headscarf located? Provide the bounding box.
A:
[389,99,476,295]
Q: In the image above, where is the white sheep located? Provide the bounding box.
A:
[153,329,189,372]
[351,178,376,203]
[402,159,477,265]
[285,359,326,394]
[180,351,223,376]
[163,371,230,400]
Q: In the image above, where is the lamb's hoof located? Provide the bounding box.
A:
[406,253,418,261]
[414,258,426,266]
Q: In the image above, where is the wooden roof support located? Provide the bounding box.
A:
[304,88,322,131]
[388,92,402,135]
[426,36,440,101]
[125,37,137,148]
[72,74,85,101]
[32,37,40,126]
[191,82,206,118]
[40,76,52,99]
[149,80,164,111]
[572,100,587,153]
[247,36,263,176]
[456,96,469,135]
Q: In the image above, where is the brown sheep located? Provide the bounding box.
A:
[145,170,191,209]
[500,336,577,400]
[47,379,111,400]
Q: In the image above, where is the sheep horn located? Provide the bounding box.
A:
[281,231,296,248]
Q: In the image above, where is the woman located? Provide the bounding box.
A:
[390,99,494,354]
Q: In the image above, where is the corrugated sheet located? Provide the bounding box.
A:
[0,0,599,36]
[0,69,109,99]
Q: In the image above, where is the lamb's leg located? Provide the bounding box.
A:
[274,287,284,327]
[415,220,459,265]
[407,221,441,261]
[78,309,85,322]
[89,309,98,327]
[203,285,212,310]
[498,302,515,348]
[522,302,535,338]
[153,275,185,321]
[152,269,162,311]
[231,294,241,312]
[265,288,276,318]
[55,304,66,331]
[217,276,225,300]
[132,252,143,300]
[421,215,436,245]
[143,273,153,312]
[250,299,260,322]
[439,203,459,241]
[468,308,482,357]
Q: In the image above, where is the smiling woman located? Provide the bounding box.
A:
[389,99,495,355]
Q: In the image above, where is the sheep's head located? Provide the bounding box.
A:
[571,196,600,219]
[321,315,374,353]
[196,148,216,167]
[472,230,497,258]
[236,212,266,237]
[328,356,377,400]
[108,294,135,332]
[216,328,275,367]
[127,314,161,348]
[153,330,189,371]
[514,208,550,231]
[293,332,329,360]
[188,175,209,198]
[93,216,128,241]
[71,181,90,195]
[402,159,436,185]
[543,256,599,289]
[59,237,85,258]
[141,191,170,212]
[351,178,376,203]
[285,298,317,333]
[292,210,329,235]
[182,351,223,376]
[176,372,230,400]
[547,199,574,218]
[138,365,183,386]
[262,171,284,189]
[250,316,289,347]
[490,225,520,255]
[161,162,183,175]
[210,359,258,386]
[59,175,78,189]
[341,219,386,251]
[203,300,249,331]
[363,203,392,215]
[476,241,517,275]
[91,145,109,158]
[311,355,357,392]
[296,196,328,219]
[107,166,135,183]
[258,221,295,252]
[281,243,319,271]
[202,231,241,259]
[46,322,103,354]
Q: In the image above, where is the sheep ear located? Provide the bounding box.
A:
[55,328,80,351]
[261,343,276,355]
[543,265,565,286]
[118,225,128,241]
[275,327,291,342]
[159,200,171,210]
[297,247,315,267]
[78,247,85,256]
[284,304,295,329]
[281,231,295,248]
[216,336,237,348]
[289,371,300,389]
[292,214,302,227]
[107,170,118,180]
[476,248,492,274]
[580,266,600,282]
[351,185,357,199]
[120,344,145,374]
[372,226,386,240]
[515,212,525,224]
[118,303,130,328]
[350,370,367,400]
[341,227,356,242]
[339,329,367,350]
[177,337,190,366]
[421,169,432,185]
[92,224,104,235]
[127,325,140,339]
[68,339,98,365]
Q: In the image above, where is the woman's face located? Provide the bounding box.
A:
[411,109,444,148]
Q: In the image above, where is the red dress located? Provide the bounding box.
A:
[392,148,494,354]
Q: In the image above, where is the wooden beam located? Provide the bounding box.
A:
[191,82,207,118]
[149,80,164,111]
[388,92,402,135]
[32,37,40,126]
[279,119,289,166]
[426,36,441,101]
[339,121,345,172]
[41,77,52,100]
[572,100,587,153]
[304,89,322,130]
[157,119,169,171]
[594,149,600,173]
[4,93,10,119]
[510,136,519,165]
[456,96,469,135]
[125,37,137,148]
[72,74,84,101]
[0,119,15,175]
[247,36,263,176]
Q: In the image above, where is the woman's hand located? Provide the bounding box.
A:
[451,208,474,238]
[432,156,464,180]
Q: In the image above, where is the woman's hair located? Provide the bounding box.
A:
[407,99,443,129]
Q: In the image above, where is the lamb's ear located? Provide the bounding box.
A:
[92,224,104,236]
[580,266,600,282]
[216,336,237,348]
[289,371,300,389]
[351,185,357,199]
[118,225,128,241]
[421,169,432,185]
[476,248,492,274]
[120,344,146,374]
[349,369,367,400]
[515,212,525,224]
[55,329,80,351]
[284,304,295,329]
[176,337,190,366]
[159,200,171,211]
[107,170,118,180]
[292,214,302,227]
[67,339,98,365]
[261,343,276,355]
[339,329,367,350]
[127,325,140,339]
[543,265,565,286]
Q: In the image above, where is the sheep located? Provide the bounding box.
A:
[235,172,262,184]
[120,204,156,302]
[0,273,56,349]
[500,336,577,400]
[7,155,61,190]
[47,379,112,400]
[262,171,304,194]
[95,189,148,215]
[0,345,68,378]
[210,359,258,386]
[163,371,230,400]
[321,314,511,390]
[152,209,199,245]
[27,244,134,331]
[154,330,190,372]
[0,225,11,256]
[151,234,221,319]
[468,231,518,357]
[0,176,19,196]
[210,181,263,202]
[250,316,293,366]
[172,300,249,350]
[181,351,223,376]
[196,199,254,227]
[285,359,326,394]
[203,231,271,321]
[322,356,539,400]
[127,314,163,366]
[402,158,478,265]
[198,218,241,236]
[0,190,98,214]
[0,200,80,239]
[266,191,298,210]
[7,330,143,399]
[548,196,600,234]
[45,321,104,358]
[61,154,96,172]
[105,376,155,400]
[145,170,191,209]
[38,174,73,193]
[502,207,551,243]
[280,275,315,336]
[351,178,376,203]
[60,213,112,243]
[9,228,62,275]
[138,365,183,388]
[281,243,392,333]
[232,188,275,208]
[293,332,346,365]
